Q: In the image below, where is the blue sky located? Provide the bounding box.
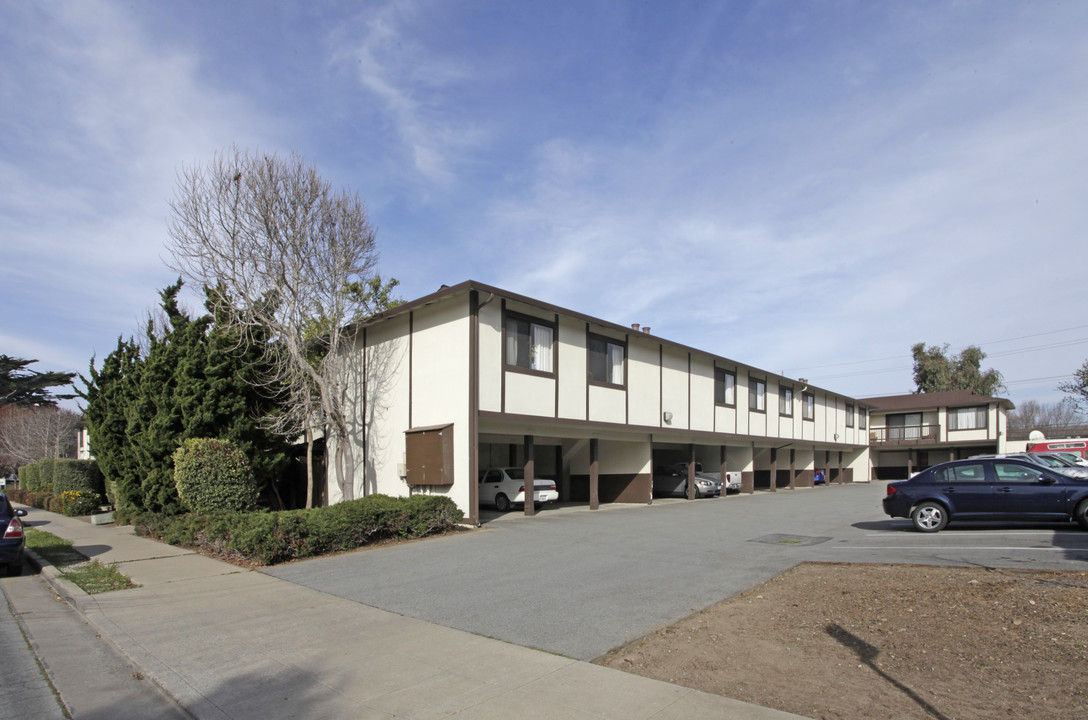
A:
[2,0,1087,411]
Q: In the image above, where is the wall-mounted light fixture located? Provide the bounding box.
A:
[663,411,673,424]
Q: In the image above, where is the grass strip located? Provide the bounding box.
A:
[25,528,137,594]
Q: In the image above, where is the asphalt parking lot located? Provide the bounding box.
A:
[266,481,1088,661]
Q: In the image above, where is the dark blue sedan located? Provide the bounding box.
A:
[1,493,28,576]
[883,458,1088,533]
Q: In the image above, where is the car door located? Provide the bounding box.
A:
[931,462,993,517]
[988,461,1069,519]
[478,469,504,506]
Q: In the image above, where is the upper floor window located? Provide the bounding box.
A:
[859,408,867,430]
[749,377,766,413]
[505,313,555,374]
[715,368,736,407]
[779,386,793,416]
[588,333,625,387]
[949,405,987,431]
[846,403,855,427]
[802,392,815,421]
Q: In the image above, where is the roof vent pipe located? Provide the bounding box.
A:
[631,323,640,331]
[642,327,651,334]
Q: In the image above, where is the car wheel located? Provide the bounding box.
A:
[1075,499,1088,530]
[911,501,948,533]
[494,494,511,512]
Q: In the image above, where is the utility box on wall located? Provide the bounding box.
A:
[405,424,454,486]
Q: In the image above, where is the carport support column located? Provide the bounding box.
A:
[789,449,797,490]
[687,443,696,501]
[589,438,600,510]
[769,448,778,492]
[523,435,535,517]
[719,446,728,499]
[837,451,844,485]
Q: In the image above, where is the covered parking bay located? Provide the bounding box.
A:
[476,419,868,520]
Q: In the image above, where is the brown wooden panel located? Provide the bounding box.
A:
[405,424,454,486]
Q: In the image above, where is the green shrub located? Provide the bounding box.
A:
[132,494,464,566]
[173,438,259,513]
[38,459,56,491]
[53,460,106,499]
[20,463,41,491]
[55,490,102,516]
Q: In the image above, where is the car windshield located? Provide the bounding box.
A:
[1033,455,1064,467]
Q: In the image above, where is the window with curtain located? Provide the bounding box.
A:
[779,386,793,416]
[588,333,625,386]
[803,392,815,420]
[715,368,736,406]
[846,403,855,427]
[948,406,987,431]
[750,378,766,412]
[505,314,554,373]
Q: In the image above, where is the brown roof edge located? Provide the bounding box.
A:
[348,280,866,403]
[863,389,1014,412]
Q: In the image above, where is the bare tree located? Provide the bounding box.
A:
[1007,398,1086,432]
[0,405,81,471]
[167,146,385,504]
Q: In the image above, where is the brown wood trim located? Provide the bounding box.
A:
[625,333,630,426]
[408,311,414,430]
[476,409,869,448]
[524,435,535,516]
[554,313,560,419]
[658,345,664,427]
[469,290,480,526]
[589,438,599,510]
[501,300,506,414]
[345,279,857,403]
[569,471,650,504]
[687,353,691,429]
[584,322,591,422]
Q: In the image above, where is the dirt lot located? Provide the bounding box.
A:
[596,562,1088,720]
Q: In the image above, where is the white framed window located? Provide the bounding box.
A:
[715,368,736,406]
[779,386,793,416]
[505,313,555,374]
[802,392,815,421]
[749,377,766,413]
[948,406,987,431]
[588,333,625,387]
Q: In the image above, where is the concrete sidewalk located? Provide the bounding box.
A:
[20,506,807,720]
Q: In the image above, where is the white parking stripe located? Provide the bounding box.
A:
[837,546,1072,551]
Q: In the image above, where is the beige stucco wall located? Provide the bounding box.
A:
[627,338,660,427]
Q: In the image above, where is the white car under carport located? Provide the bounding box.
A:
[479,467,559,511]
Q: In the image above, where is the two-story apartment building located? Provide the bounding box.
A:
[329,281,870,524]
[866,390,1012,479]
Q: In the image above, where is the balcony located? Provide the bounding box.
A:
[869,424,940,445]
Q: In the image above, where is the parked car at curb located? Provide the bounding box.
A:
[478,467,559,511]
[653,465,721,498]
[883,457,1088,533]
[1,493,28,577]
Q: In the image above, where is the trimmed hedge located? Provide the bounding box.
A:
[19,463,42,492]
[5,489,54,510]
[53,460,106,498]
[173,438,259,513]
[129,494,464,566]
[38,458,56,491]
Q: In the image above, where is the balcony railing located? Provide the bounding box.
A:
[869,424,940,444]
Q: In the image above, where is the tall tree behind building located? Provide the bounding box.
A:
[911,343,1005,396]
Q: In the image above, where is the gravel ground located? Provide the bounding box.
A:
[596,562,1088,720]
